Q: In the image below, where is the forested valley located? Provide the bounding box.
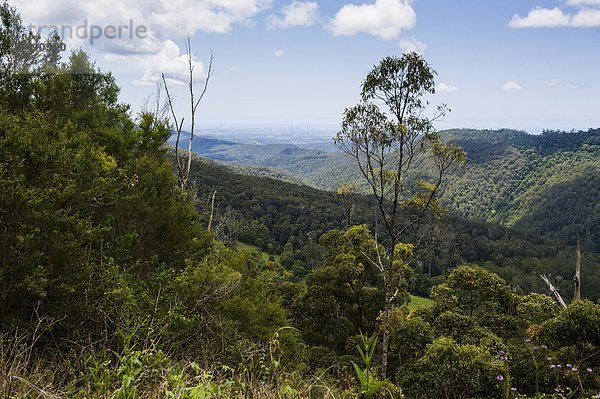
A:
[1,3,599,398]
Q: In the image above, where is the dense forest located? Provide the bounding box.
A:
[188,128,600,253]
[1,3,599,398]
[190,154,600,301]
[442,129,600,252]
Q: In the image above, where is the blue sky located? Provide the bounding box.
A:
[14,0,600,133]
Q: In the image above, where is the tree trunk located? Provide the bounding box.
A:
[207,190,217,231]
[574,233,581,301]
[381,285,392,379]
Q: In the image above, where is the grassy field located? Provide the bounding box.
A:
[407,295,434,311]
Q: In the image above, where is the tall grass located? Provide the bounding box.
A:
[0,327,355,399]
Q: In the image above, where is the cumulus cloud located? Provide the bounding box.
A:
[503,81,523,91]
[328,0,416,40]
[566,0,600,6]
[509,7,570,28]
[571,8,600,26]
[16,0,273,42]
[151,0,273,37]
[275,49,285,57]
[509,1,600,28]
[103,40,206,85]
[398,37,426,55]
[267,1,319,29]
[437,82,459,93]
[12,0,272,83]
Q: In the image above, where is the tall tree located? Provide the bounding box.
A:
[335,53,465,378]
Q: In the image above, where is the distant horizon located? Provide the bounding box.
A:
[191,121,600,136]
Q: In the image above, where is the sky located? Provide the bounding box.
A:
[12,0,600,133]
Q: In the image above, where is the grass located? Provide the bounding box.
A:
[0,329,356,399]
[407,295,434,311]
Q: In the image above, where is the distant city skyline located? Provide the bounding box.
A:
[12,0,600,133]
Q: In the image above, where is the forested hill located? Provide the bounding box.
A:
[185,128,600,252]
[169,133,355,188]
[186,153,600,301]
[441,129,600,252]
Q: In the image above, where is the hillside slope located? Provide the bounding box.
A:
[184,129,600,251]
[442,129,600,251]
[186,153,600,301]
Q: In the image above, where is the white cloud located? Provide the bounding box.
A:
[503,81,523,91]
[509,7,570,28]
[151,0,273,37]
[328,0,416,40]
[104,39,206,86]
[275,49,285,57]
[230,66,240,73]
[16,0,273,41]
[437,82,459,93]
[509,2,600,28]
[399,37,426,55]
[547,79,585,89]
[267,1,319,29]
[12,0,273,82]
[547,79,560,87]
[571,8,600,26]
[566,0,600,6]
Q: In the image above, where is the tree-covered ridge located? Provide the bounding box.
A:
[188,128,599,252]
[442,128,600,158]
[187,147,600,303]
[442,128,600,251]
[175,133,359,189]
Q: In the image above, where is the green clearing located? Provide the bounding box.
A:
[407,295,434,311]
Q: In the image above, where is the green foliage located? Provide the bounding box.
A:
[398,336,504,399]
[352,333,385,399]
[442,128,600,252]
[517,293,558,327]
[446,265,516,316]
[430,265,518,341]
[291,226,383,357]
[541,300,600,348]
[389,313,434,365]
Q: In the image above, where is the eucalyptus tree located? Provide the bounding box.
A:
[335,53,465,378]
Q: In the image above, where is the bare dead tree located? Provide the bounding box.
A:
[162,38,214,190]
[574,232,582,301]
[214,206,239,244]
[207,190,217,231]
[541,274,567,309]
[142,82,168,120]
